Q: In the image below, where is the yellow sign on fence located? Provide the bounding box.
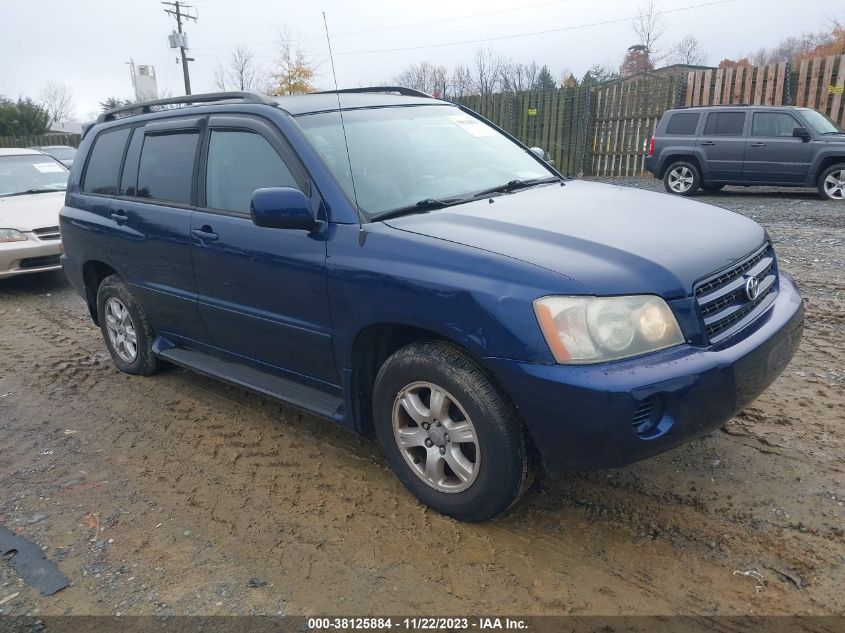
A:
[527,108,538,116]
[830,85,844,95]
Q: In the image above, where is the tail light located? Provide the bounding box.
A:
[648,136,655,157]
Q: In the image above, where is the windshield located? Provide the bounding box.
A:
[0,154,69,197]
[295,105,554,218]
[799,108,843,134]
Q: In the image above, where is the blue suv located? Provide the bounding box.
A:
[60,90,804,521]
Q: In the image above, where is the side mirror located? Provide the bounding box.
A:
[529,146,555,165]
[250,187,315,231]
[793,126,811,141]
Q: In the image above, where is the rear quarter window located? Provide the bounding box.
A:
[665,112,700,135]
[82,128,131,195]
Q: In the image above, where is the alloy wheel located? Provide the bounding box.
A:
[824,170,845,200]
[105,297,138,363]
[668,166,694,193]
[392,381,480,493]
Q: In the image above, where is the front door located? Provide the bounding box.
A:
[696,110,747,182]
[190,115,336,385]
[743,111,812,183]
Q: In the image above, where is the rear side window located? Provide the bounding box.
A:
[703,112,746,136]
[751,112,800,137]
[136,132,199,204]
[82,128,131,195]
[665,112,700,135]
[205,130,298,213]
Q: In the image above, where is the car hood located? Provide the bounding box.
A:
[0,191,65,232]
[383,180,766,298]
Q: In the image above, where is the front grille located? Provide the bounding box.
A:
[19,254,62,270]
[33,226,61,241]
[694,243,778,343]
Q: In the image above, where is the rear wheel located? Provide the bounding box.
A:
[818,164,845,201]
[663,161,701,196]
[372,341,532,522]
[96,275,158,375]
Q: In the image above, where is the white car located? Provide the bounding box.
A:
[0,148,69,278]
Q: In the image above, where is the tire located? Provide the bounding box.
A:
[372,341,532,522]
[663,161,701,196]
[96,275,158,376]
[818,163,845,201]
[701,183,725,192]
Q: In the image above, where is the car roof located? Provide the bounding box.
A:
[0,148,44,156]
[36,145,75,150]
[667,105,801,113]
[272,92,450,116]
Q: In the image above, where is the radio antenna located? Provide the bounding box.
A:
[322,12,360,217]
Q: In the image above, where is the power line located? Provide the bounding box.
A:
[162,1,198,95]
[332,0,736,56]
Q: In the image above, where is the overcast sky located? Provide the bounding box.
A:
[0,0,841,119]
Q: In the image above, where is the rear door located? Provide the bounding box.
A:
[190,115,336,384]
[105,117,208,343]
[695,110,748,182]
[743,110,812,183]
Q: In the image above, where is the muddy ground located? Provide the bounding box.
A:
[0,180,843,618]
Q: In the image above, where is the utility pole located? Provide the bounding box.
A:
[162,1,197,95]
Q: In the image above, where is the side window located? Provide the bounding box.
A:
[136,131,199,204]
[702,112,746,136]
[751,112,800,138]
[82,127,131,195]
[665,112,700,135]
[205,130,298,214]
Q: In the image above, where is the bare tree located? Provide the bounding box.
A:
[450,64,474,99]
[214,46,263,92]
[267,28,317,96]
[472,47,504,97]
[632,0,667,65]
[394,62,448,97]
[669,35,708,65]
[500,60,540,93]
[41,81,75,125]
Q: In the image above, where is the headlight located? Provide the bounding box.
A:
[534,295,684,364]
[0,229,27,243]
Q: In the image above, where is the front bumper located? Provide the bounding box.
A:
[0,235,63,278]
[484,273,804,475]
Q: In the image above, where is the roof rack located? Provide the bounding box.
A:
[97,91,277,123]
[315,86,434,99]
[674,103,752,110]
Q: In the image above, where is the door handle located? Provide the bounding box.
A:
[699,141,715,146]
[749,142,766,147]
[110,212,129,224]
[192,228,219,242]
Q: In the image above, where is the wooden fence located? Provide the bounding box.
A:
[457,53,845,178]
[0,133,81,149]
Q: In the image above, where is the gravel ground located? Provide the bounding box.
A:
[0,179,843,618]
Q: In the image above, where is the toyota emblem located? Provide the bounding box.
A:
[745,276,760,301]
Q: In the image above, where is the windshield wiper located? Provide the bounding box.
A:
[472,177,561,198]
[375,197,464,221]
[4,188,64,197]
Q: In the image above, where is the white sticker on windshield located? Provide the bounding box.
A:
[448,115,496,138]
[33,162,65,173]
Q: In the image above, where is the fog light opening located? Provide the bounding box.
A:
[632,395,671,440]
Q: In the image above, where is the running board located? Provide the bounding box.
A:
[155,344,343,420]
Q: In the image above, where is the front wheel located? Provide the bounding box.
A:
[663,161,701,196]
[818,164,845,201]
[372,341,532,522]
